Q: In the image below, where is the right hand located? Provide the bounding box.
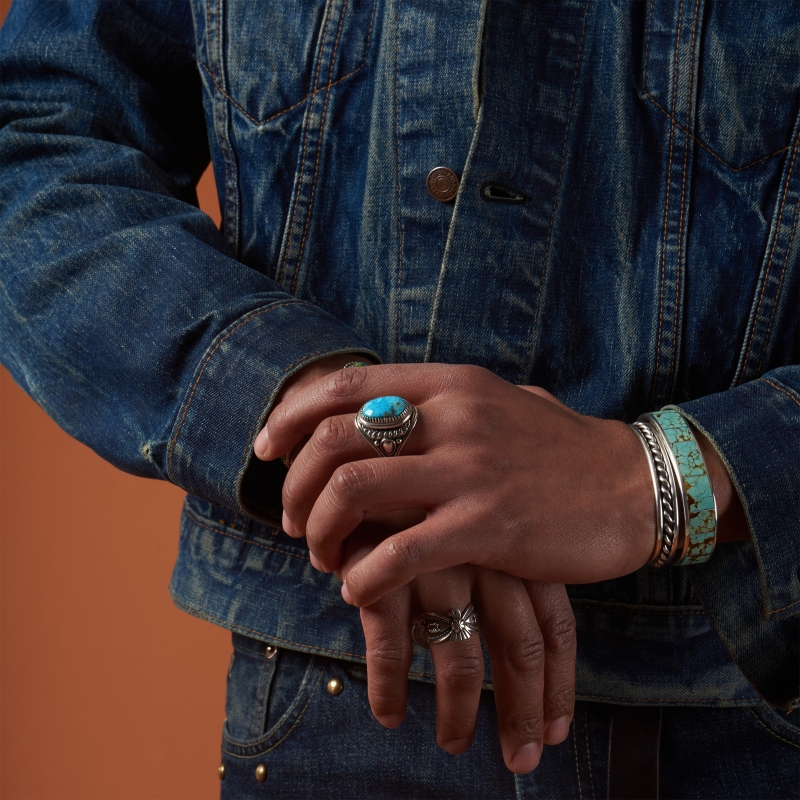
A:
[339,516,577,774]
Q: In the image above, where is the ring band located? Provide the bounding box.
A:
[412,603,478,647]
[355,396,418,457]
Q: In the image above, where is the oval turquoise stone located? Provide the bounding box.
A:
[361,396,407,419]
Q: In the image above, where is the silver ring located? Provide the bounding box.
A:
[412,604,478,647]
[355,396,418,457]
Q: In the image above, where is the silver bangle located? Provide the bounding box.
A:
[630,420,680,567]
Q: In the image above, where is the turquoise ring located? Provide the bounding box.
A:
[355,396,418,457]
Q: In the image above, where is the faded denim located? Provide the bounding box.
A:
[1,0,798,772]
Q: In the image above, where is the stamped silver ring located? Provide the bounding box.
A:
[355,396,418,457]
[412,603,479,647]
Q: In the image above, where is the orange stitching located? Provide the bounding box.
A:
[167,302,294,477]
[748,707,800,749]
[641,89,793,173]
[650,0,683,410]
[668,0,701,397]
[197,0,376,130]
[757,189,800,376]
[394,0,404,361]
[234,345,341,472]
[276,3,335,287]
[766,597,800,615]
[576,693,756,706]
[763,378,800,410]
[583,710,596,799]
[741,133,800,379]
[525,1,590,374]
[292,0,350,295]
[571,719,584,800]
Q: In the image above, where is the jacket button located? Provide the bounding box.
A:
[218,764,226,781]
[255,764,268,782]
[327,677,344,695]
[426,167,459,202]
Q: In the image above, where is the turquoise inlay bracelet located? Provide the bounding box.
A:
[642,410,717,565]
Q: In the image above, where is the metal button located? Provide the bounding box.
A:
[426,167,459,203]
[255,764,268,783]
[327,677,344,696]
[218,764,226,781]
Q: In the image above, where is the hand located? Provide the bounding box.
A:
[338,514,577,774]
[255,363,656,606]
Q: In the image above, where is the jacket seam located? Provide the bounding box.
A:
[524,0,590,377]
[756,188,800,376]
[196,0,376,130]
[291,0,350,295]
[649,0,682,410]
[740,132,800,378]
[167,301,295,478]
[276,0,336,287]
[394,0,405,362]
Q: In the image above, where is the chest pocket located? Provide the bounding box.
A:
[200,0,376,127]
[640,0,800,172]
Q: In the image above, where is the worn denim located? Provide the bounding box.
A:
[220,635,800,798]
[1,0,798,759]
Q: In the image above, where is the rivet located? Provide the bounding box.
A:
[327,677,344,696]
[218,764,226,781]
[255,764,267,782]
[265,645,277,659]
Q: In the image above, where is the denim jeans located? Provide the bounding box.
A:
[219,634,799,799]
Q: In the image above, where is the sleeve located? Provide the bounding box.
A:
[0,0,379,522]
[669,365,800,710]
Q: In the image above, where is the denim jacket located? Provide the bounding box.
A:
[1,0,798,711]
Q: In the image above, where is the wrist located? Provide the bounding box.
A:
[278,354,375,405]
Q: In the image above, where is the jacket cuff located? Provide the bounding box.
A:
[166,300,379,523]
[668,371,800,709]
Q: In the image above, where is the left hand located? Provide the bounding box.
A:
[255,363,656,606]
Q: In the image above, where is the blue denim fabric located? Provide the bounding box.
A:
[219,635,800,798]
[1,0,798,738]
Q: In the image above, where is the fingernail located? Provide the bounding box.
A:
[544,715,571,745]
[254,427,269,458]
[441,737,473,755]
[510,742,541,773]
[377,714,403,729]
[282,510,296,536]
[341,582,353,604]
[309,552,323,571]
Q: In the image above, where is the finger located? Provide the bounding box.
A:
[360,584,414,729]
[282,405,443,537]
[342,508,495,607]
[475,570,545,774]
[261,363,491,461]
[525,582,576,745]
[416,569,483,754]
[305,454,460,572]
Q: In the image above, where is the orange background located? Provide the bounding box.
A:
[1,4,234,796]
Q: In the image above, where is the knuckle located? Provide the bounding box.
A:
[438,652,483,689]
[543,612,577,657]
[506,711,543,742]
[386,534,422,570]
[544,685,576,715]
[328,365,368,400]
[368,640,412,675]
[315,415,350,452]
[332,460,377,502]
[504,634,546,676]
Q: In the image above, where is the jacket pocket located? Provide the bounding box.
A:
[222,635,323,756]
[200,0,376,127]
[640,0,800,171]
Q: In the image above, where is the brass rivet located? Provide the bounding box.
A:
[327,677,344,696]
[218,764,226,781]
[255,764,267,783]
